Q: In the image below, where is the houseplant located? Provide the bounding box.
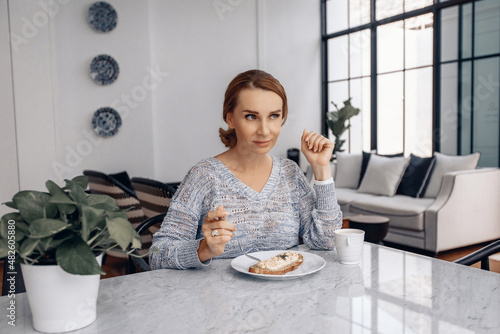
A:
[0,175,141,333]
[327,98,361,159]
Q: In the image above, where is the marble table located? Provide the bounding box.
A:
[1,243,500,333]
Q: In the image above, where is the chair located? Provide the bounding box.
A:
[83,170,146,226]
[130,177,177,219]
[454,239,500,271]
[128,213,166,273]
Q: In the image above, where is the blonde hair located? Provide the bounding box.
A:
[219,70,288,148]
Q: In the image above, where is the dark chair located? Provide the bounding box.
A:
[130,177,177,219]
[128,213,166,273]
[83,170,146,226]
[83,170,147,260]
[454,239,500,271]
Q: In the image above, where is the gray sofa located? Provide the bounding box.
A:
[307,152,500,254]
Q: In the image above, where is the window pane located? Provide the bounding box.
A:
[329,81,349,112]
[350,29,371,78]
[405,67,433,157]
[350,0,370,27]
[378,21,404,73]
[378,72,404,154]
[328,81,349,143]
[405,0,433,12]
[327,0,348,34]
[350,77,371,153]
[440,63,458,155]
[462,4,473,59]
[441,6,459,62]
[474,57,499,167]
[328,36,349,81]
[376,0,403,21]
[405,13,433,69]
[461,61,472,154]
[474,0,500,57]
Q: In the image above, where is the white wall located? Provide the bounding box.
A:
[1,0,322,204]
[0,0,19,217]
[150,0,321,182]
[6,0,154,189]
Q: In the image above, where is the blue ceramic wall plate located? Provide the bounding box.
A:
[92,107,122,137]
[89,54,119,85]
[88,1,118,33]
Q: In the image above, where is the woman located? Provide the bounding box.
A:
[150,69,342,270]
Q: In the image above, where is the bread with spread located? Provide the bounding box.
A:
[249,251,303,275]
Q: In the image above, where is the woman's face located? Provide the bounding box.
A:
[227,88,283,155]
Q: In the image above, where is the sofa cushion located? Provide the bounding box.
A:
[334,153,362,189]
[359,152,404,186]
[396,154,436,198]
[357,155,410,196]
[349,195,435,231]
[335,188,378,207]
[423,152,480,198]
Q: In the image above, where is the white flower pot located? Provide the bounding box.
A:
[20,254,103,333]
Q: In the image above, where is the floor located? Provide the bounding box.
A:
[1,241,494,295]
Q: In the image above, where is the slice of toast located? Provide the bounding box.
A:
[249,252,303,275]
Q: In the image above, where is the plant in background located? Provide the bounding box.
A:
[0,176,141,275]
[327,98,361,158]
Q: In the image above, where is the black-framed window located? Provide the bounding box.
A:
[322,0,500,167]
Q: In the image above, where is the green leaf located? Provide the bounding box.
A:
[47,180,77,214]
[12,191,58,222]
[105,215,141,251]
[19,238,40,258]
[86,194,119,211]
[65,179,88,205]
[80,204,105,241]
[56,236,105,275]
[1,212,22,238]
[71,175,89,191]
[29,218,71,238]
[3,201,17,209]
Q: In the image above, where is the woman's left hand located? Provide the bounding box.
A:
[301,129,334,180]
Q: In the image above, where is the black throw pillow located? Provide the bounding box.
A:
[109,171,136,197]
[396,154,436,198]
[358,152,404,187]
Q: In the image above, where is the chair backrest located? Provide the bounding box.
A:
[83,170,146,226]
[454,239,500,270]
[131,177,176,219]
[128,213,166,273]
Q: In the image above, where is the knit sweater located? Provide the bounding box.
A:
[149,156,342,270]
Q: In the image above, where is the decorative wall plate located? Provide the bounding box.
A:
[92,107,122,137]
[88,1,118,32]
[89,54,119,85]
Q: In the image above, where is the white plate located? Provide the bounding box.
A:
[231,250,326,280]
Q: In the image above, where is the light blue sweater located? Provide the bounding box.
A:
[150,157,342,269]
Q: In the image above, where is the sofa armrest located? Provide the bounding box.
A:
[425,168,500,253]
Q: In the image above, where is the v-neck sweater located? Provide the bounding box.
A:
[150,157,342,270]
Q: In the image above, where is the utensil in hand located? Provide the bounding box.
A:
[236,239,261,263]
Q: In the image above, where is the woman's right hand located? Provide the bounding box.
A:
[197,205,236,262]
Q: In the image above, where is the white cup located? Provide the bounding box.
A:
[334,229,365,265]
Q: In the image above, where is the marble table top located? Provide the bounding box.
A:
[1,243,500,333]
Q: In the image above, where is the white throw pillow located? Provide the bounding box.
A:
[357,155,410,196]
[334,153,362,189]
[423,152,480,198]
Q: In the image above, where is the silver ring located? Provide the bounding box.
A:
[211,230,218,237]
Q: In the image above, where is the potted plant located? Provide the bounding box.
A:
[0,175,141,333]
[327,98,361,159]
